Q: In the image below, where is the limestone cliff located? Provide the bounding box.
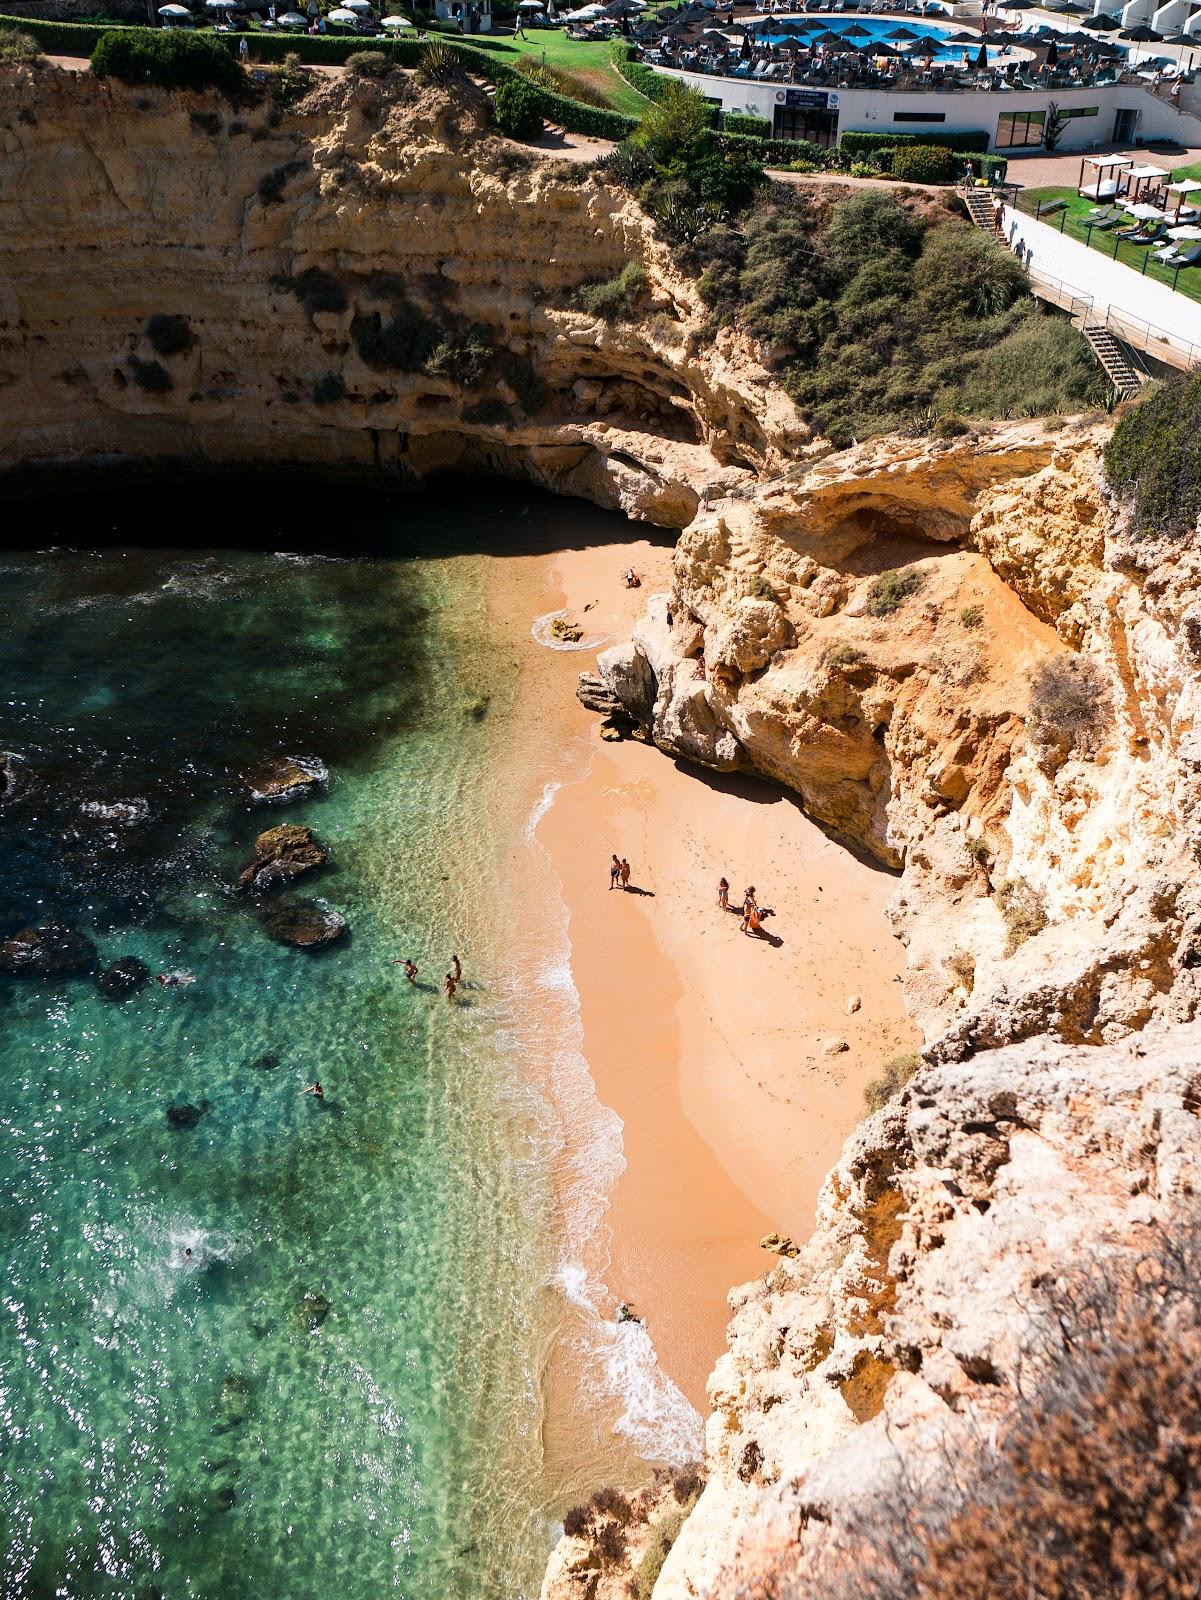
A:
[586,420,1201,1057]
[0,61,802,523]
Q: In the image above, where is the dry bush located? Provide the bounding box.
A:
[796,1225,1201,1600]
[591,1485,634,1526]
[995,877,1047,954]
[1027,654,1110,753]
[863,1053,920,1112]
[867,568,925,617]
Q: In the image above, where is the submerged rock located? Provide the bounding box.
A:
[237,823,329,894]
[241,755,328,806]
[96,956,152,1000]
[166,1100,210,1128]
[248,1052,280,1071]
[299,1292,330,1331]
[0,753,17,802]
[257,897,347,950]
[0,923,97,976]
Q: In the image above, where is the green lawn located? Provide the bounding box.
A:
[1019,182,1201,305]
[454,27,650,114]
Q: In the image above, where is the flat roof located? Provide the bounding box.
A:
[1125,164,1170,177]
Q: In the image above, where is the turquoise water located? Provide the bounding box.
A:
[0,485,624,1600]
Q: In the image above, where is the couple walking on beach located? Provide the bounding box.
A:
[609,854,632,892]
[718,878,767,937]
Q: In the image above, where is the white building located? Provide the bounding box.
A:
[651,67,1201,150]
[433,0,493,29]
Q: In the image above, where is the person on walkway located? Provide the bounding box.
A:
[717,876,730,911]
[620,858,631,891]
[444,971,458,1002]
[239,36,250,62]
[610,854,622,891]
[451,954,462,983]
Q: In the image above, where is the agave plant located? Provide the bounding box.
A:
[416,37,458,86]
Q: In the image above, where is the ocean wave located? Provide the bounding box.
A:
[520,769,702,1468]
[531,610,612,654]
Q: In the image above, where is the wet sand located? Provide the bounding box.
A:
[484,528,915,1465]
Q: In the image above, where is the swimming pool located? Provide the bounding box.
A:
[752,14,997,61]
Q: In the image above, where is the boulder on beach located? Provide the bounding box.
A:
[240,755,328,806]
[0,923,97,976]
[237,824,329,894]
[257,897,347,950]
[96,956,152,1001]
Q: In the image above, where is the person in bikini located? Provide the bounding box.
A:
[444,971,458,1002]
[717,877,730,911]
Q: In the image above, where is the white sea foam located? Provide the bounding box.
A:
[517,769,702,1467]
[80,798,150,826]
[531,609,612,653]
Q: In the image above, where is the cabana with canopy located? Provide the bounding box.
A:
[1167,177,1201,222]
[1117,162,1170,205]
[1077,153,1131,201]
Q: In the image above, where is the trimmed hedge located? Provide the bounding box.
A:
[718,130,833,169]
[723,111,770,138]
[0,13,637,137]
[891,141,957,183]
[609,42,719,125]
[841,127,990,155]
[91,28,244,94]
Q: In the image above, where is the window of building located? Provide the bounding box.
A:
[996,110,1046,148]
[893,111,947,122]
[1061,105,1099,118]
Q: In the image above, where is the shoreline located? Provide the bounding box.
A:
[481,522,916,1493]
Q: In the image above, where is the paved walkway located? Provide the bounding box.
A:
[1006,140,1201,190]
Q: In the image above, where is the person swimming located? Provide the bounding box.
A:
[156,969,197,988]
[302,1081,324,1100]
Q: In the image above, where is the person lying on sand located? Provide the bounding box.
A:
[623,568,641,589]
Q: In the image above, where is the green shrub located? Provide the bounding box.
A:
[579,261,649,321]
[0,16,106,55]
[1105,372,1201,540]
[891,143,957,185]
[635,1506,691,1599]
[966,833,989,866]
[127,355,172,393]
[493,74,543,140]
[995,877,1047,953]
[959,603,983,628]
[840,128,990,156]
[864,1052,920,1112]
[90,28,243,96]
[345,50,393,77]
[749,573,780,603]
[867,567,925,616]
[145,313,193,357]
[312,372,346,405]
[724,112,770,138]
[1027,654,1110,751]
[0,28,42,63]
[415,36,458,84]
[827,642,865,669]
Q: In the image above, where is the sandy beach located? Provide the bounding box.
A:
[490,530,917,1435]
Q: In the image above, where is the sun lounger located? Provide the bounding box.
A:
[1036,199,1067,218]
[1173,242,1201,267]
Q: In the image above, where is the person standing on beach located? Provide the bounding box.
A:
[444,971,458,1002]
[610,854,622,891]
[745,904,764,938]
[740,887,757,933]
[451,954,462,983]
[620,859,631,891]
[717,877,729,911]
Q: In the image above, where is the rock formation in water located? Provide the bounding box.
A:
[237,823,329,893]
[0,64,801,526]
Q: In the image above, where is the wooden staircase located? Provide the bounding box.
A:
[1079,322,1145,399]
[961,187,997,230]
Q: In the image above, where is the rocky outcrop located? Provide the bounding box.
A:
[0,65,803,526]
[241,756,328,806]
[636,1025,1201,1598]
[257,896,347,949]
[237,823,328,892]
[588,421,1201,1053]
[0,922,97,975]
